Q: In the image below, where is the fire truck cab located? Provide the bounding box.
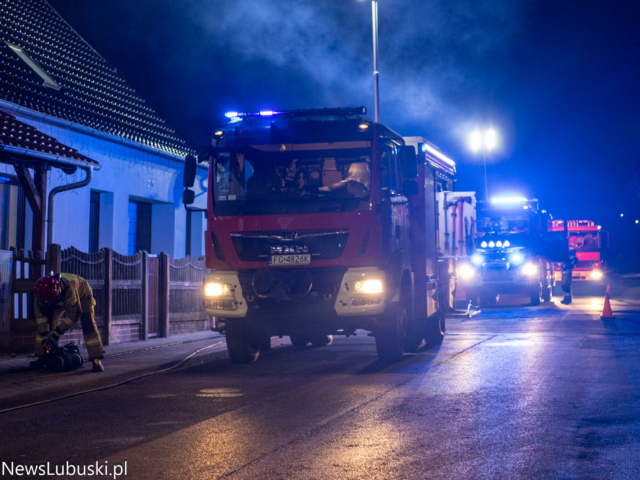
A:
[550,220,607,294]
[183,107,459,363]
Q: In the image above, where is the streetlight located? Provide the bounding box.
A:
[469,128,498,201]
[361,0,380,122]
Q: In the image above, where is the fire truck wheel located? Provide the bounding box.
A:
[311,335,333,347]
[375,306,407,363]
[424,313,445,346]
[225,322,260,364]
[289,334,310,348]
[530,285,541,306]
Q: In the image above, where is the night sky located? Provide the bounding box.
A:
[49,0,640,235]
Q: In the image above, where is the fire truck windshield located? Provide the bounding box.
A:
[569,232,600,251]
[476,211,531,234]
[212,142,372,215]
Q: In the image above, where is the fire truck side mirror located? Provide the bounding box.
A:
[399,146,418,179]
[182,188,195,206]
[183,154,198,189]
[403,179,419,197]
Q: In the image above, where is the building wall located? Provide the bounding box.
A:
[0,113,208,258]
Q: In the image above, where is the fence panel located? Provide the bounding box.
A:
[168,256,208,334]
[61,247,105,323]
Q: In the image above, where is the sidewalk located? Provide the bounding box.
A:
[0,331,235,412]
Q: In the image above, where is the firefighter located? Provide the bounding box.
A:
[30,273,105,372]
[561,250,579,305]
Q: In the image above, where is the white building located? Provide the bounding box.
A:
[0,0,208,259]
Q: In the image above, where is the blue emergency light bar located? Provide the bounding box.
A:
[224,106,367,120]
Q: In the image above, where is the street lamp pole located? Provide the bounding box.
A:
[483,149,489,201]
[371,0,380,123]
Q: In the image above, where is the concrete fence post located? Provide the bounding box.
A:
[141,251,149,341]
[159,252,170,338]
[103,248,112,346]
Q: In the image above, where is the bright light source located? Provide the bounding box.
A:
[358,123,369,132]
[620,213,624,217]
[481,241,488,248]
[484,129,497,150]
[457,264,476,279]
[504,240,511,247]
[510,253,524,264]
[597,225,602,230]
[204,283,231,297]
[354,279,383,293]
[590,270,603,279]
[496,240,503,248]
[471,254,483,265]
[491,196,527,205]
[489,241,495,248]
[636,220,639,224]
[470,131,482,152]
[214,130,224,137]
[225,112,238,118]
[521,263,538,276]
[260,110,274,116]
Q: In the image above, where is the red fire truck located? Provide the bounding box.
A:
[183,107,459,363]
[550,220,608,294]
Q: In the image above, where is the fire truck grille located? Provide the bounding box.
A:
[230,229,349,262]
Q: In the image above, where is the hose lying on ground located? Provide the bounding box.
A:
[0,341,224,415]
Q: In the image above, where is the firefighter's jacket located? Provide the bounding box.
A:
[34,273,93,335]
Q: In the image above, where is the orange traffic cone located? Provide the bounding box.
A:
[601,284,615,319]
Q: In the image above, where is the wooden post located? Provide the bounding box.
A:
[159,252,170,338]
[46,244,62,275]
[103,248,112,346]
[141,251,149,341]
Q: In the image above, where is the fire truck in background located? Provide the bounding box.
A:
[456,196,556,305]
[550,220,608,294]
[183,107,461,364]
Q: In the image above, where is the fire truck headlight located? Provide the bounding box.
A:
[589,270,603,279]
[471,254,484,265]
[510,253,524,265]
[204,283,232,297]
[354,279,383,293]
[489,241,496,248]
[458,264,476,279]
[481,241,488,248]
[521,263,538,276]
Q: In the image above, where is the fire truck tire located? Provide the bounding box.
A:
[289,334,310,348]
[225,322,260,364]
[424,313,445,346]
[311,335,333,347]
[404,319,424,352]
[530,285,541,306]
[375,306,407,363]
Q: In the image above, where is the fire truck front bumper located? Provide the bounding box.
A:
[457,262,542,289]
[203,267,389,321]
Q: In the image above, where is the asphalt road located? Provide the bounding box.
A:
[1,293,640,479]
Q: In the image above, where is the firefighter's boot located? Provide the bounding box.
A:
[92,359,104,372]
[29,356,47,370]
[561,294,572,305]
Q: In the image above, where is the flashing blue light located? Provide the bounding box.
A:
[510,253,524,264]
[225,112,239,118]
[471,254,483,265]
[491,196,527,205]
[259,110,274,116]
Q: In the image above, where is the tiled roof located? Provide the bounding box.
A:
[0,0,190,157]
[0,109,98,164]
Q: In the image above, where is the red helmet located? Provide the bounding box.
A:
[34,274,62,305]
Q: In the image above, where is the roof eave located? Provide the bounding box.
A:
[0,143,101,171]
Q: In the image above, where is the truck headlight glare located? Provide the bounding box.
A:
[589,270,603,279]
[489,241,495,248]
[458,264,476,279]
[481,241,488,248]
[204,282,231,297]
[521,263,538,276]
[510,253,524,264]
[354,279,383,293]
[471,254,483,265]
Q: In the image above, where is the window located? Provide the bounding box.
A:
[6,42,60,90]
[379,144,399,194]
[89,191,100,253]
[128,201,151,255]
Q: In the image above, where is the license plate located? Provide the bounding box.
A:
[269,254,311,266]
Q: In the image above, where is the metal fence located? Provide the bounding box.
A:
[169,255,208,322]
